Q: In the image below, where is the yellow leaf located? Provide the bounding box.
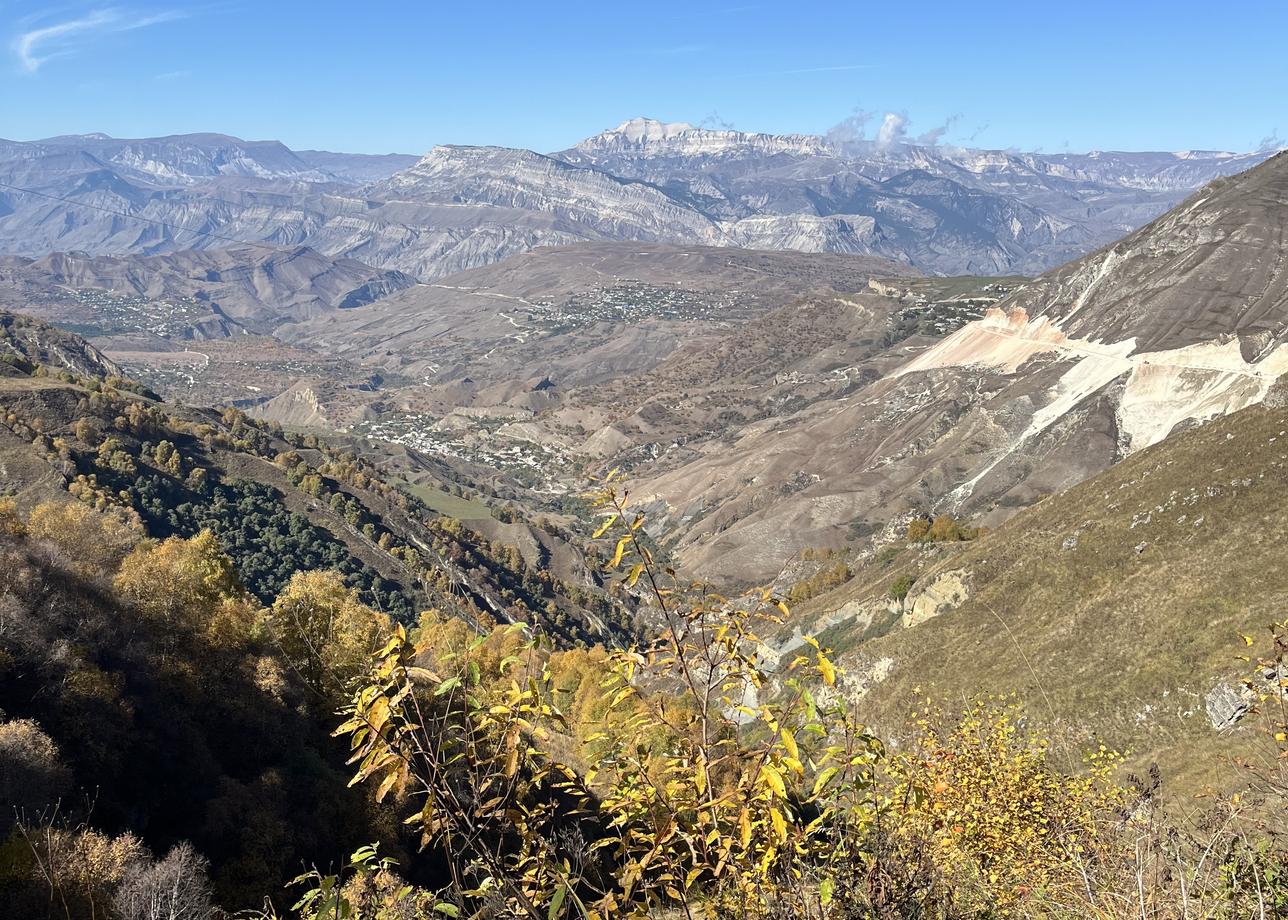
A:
[818,655,836,687]
[760,765,787,799]
[592,514,618,539]
[375,769,400,803]
[769,806,787,842]
[607,536,630,570]
[780,728,799,761]
[738,808,752,848]
[367,697,391,731]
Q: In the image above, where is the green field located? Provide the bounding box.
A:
[392,476,493,520]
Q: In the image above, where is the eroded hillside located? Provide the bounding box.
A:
[775,391,1288,791]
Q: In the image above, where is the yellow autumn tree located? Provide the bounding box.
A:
[267,570,391,697]
[27,500,142,579]
[114,529,253,644]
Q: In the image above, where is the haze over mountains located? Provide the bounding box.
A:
[0,119,1272,279]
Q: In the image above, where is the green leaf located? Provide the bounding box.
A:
[548,883,567,919]
[812,766,839,797]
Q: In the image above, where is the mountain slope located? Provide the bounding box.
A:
[280,242,918,390]
[618,153,1288,582]
[779,392,1288,790]
[0,316,629,643]
[0,245,416,333]
[293,149,419,182]
[0,124,1271,280]
[1,132,336,183]
[998,152,1288,353]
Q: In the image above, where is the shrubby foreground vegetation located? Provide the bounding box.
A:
[0,474,1285,919]
[0,305,1280,919]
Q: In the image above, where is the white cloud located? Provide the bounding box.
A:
[875,112,908,148]
[13,7,185,73]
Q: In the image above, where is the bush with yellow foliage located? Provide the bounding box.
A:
[26,500,142,579]
[270,477,1288,920]
[267,569,393,699]
[301,472,880,920]
[887,698,1126,913]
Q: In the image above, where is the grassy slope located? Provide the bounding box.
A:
[390,475,493,521]
[793,400,1288,790]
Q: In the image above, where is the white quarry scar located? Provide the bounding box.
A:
[1060,248,1120,323]
[898,308,1288,503]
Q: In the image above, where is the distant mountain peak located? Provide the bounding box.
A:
[610,117,698,141]
[572,117,831,158]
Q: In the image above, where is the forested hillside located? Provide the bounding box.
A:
[0,312,629,644]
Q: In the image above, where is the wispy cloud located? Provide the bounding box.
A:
[699,110,736,130]
[13,7,185,73]
[740,62,878,77]
[649,43,707,56]
[154,68,189,81]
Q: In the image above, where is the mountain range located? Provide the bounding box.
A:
[4,148,1286,589]
[250,151,1288,589]
[0,120,1272,279]
[1,113,1287,915]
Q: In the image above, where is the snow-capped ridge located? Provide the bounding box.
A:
[573,117,832,158]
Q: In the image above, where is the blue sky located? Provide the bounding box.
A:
[2,1,1285,155]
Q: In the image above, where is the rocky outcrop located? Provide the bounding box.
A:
[901,570,970,628]
[1205,682,1251,730]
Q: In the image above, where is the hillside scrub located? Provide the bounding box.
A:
[906,513,980,543]
[263,480,1287,919]
[0,356,630,643]
[787,557,854,604]
[0,489,1285,917]
[0,504,383,911]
